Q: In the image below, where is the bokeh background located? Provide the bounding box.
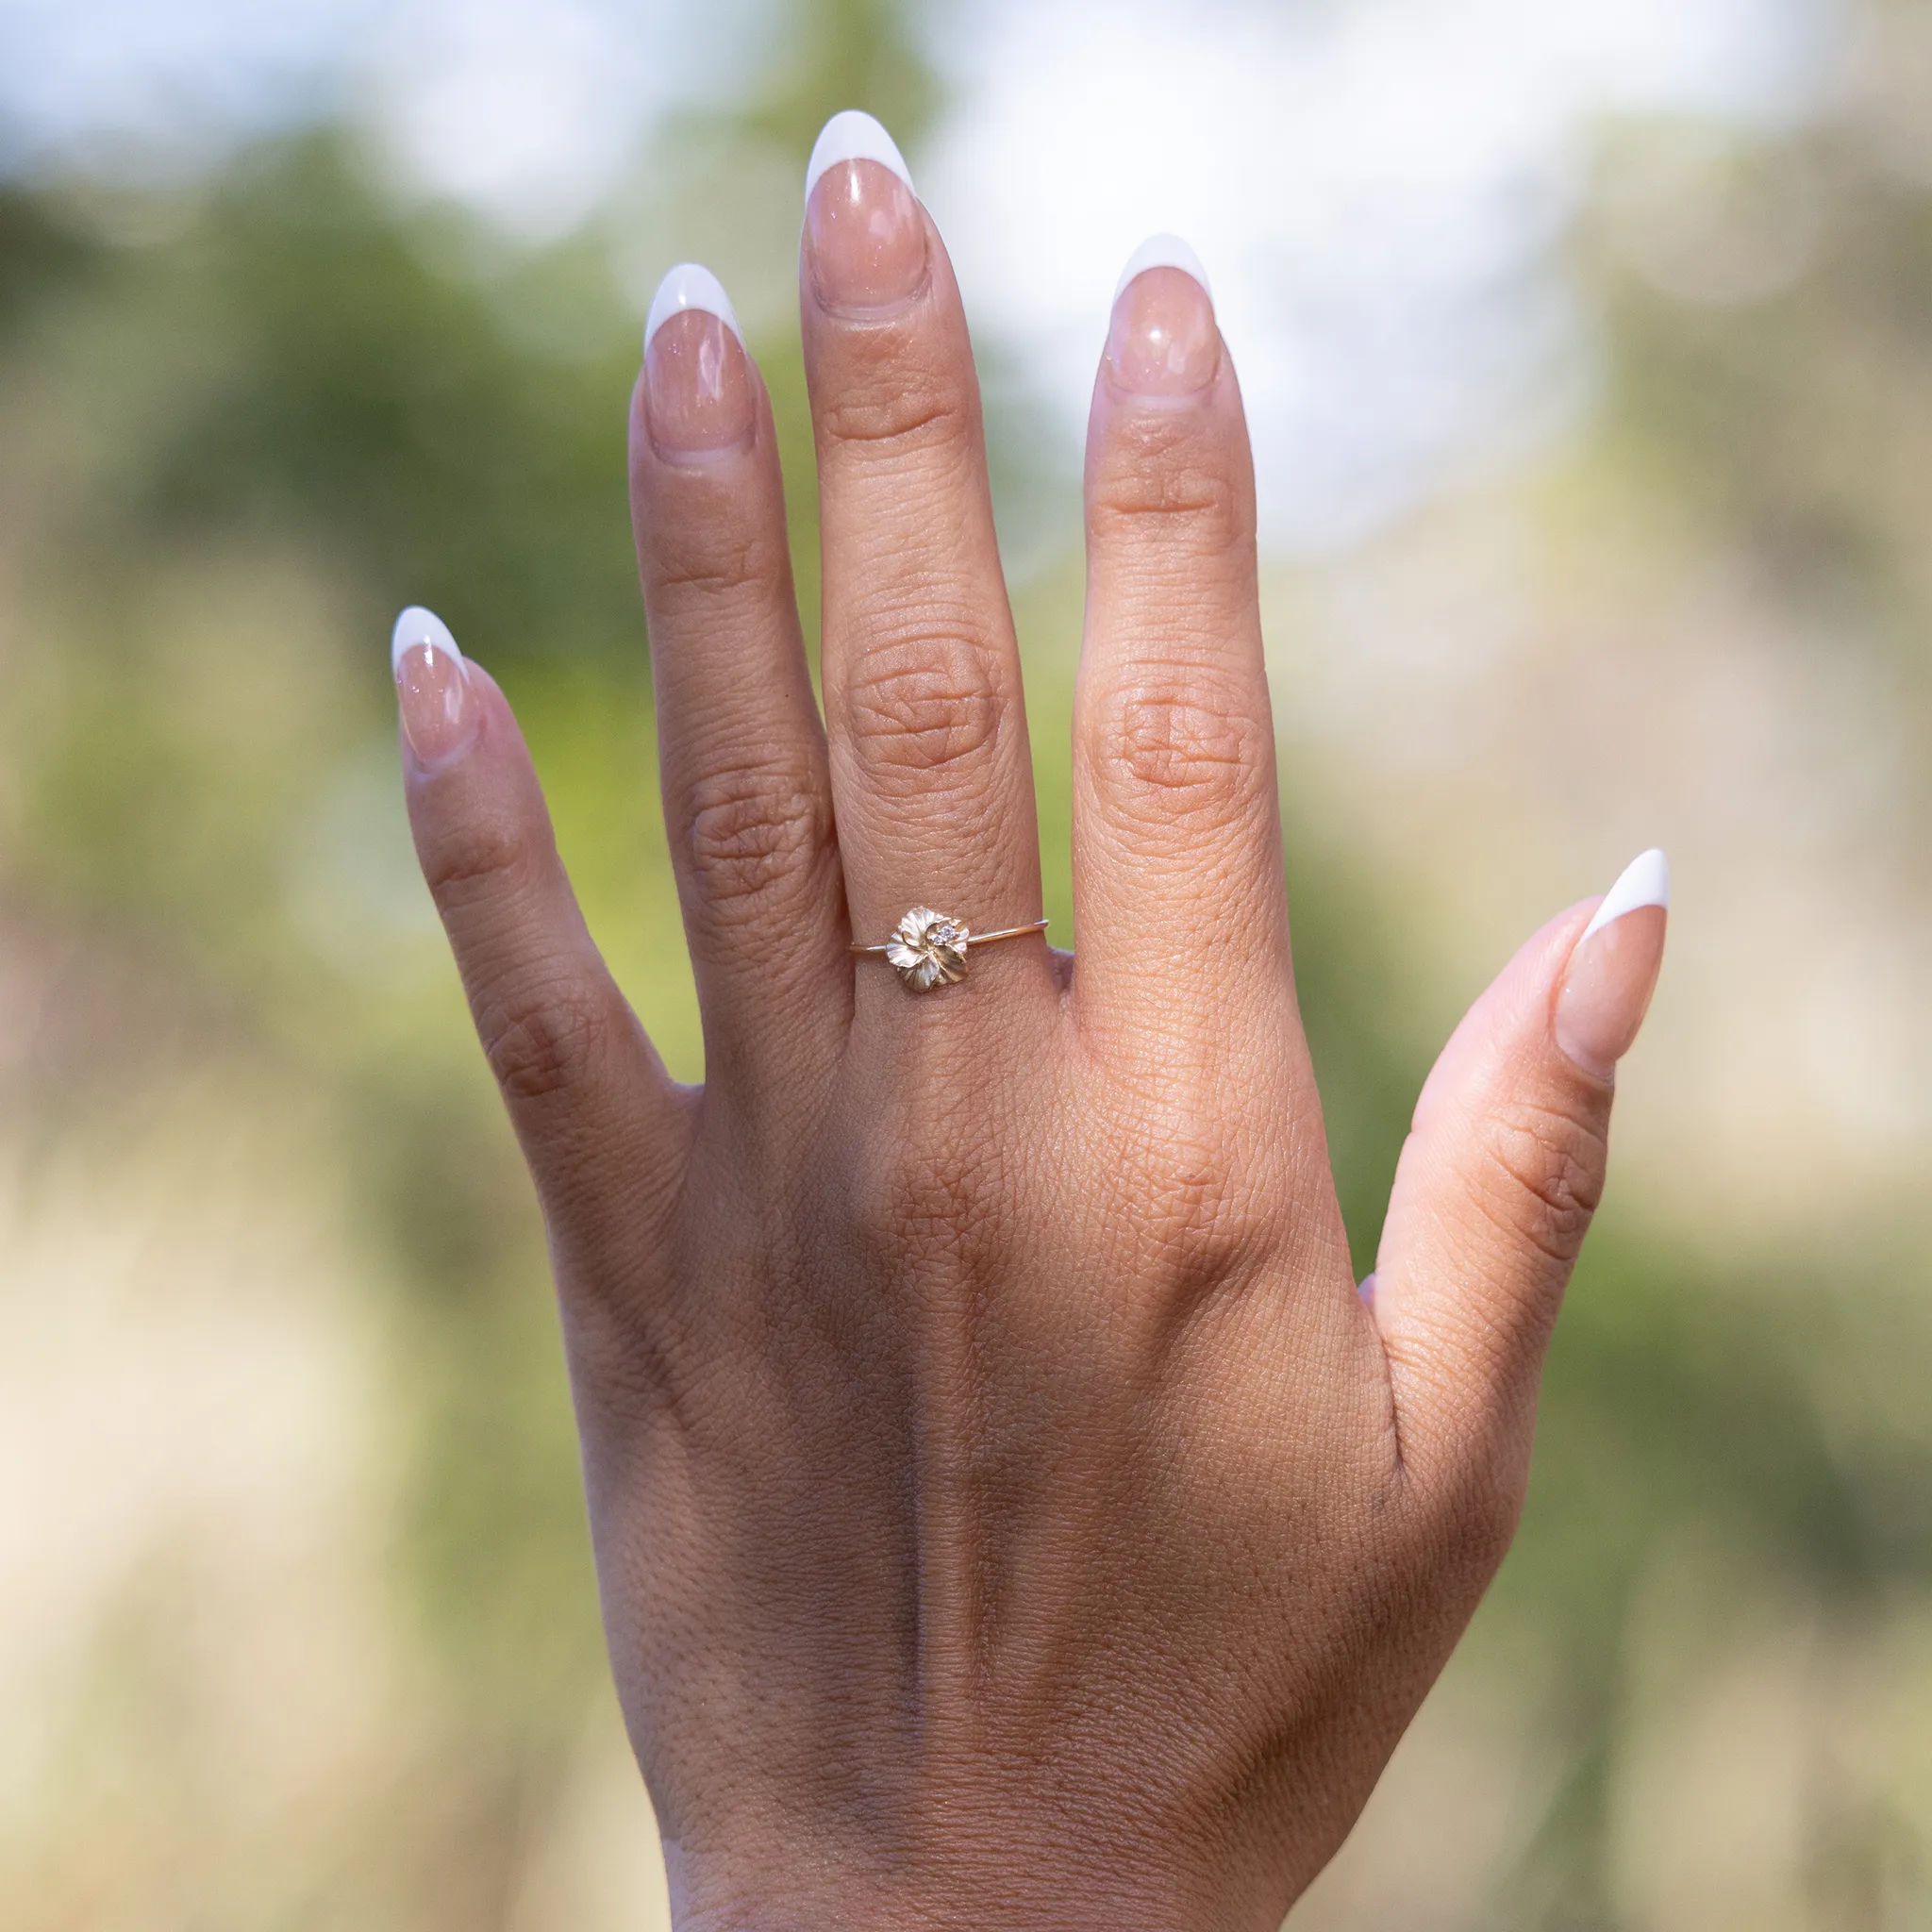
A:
[3,0,1931,1924]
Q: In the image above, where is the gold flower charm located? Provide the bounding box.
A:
[884,907,972,992]
[850,908,1047,991]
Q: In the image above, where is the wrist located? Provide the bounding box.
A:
[662,1830,1307,1932]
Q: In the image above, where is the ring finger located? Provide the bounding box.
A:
[799,113,1052,1019]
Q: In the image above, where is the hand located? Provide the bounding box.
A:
[391,112,1668,1932]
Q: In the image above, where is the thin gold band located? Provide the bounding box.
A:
[850,919,1048,957]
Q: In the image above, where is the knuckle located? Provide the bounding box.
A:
[421,811,532,918]
[818,362,965,458]
[1100,672,1268,827]
[1113,1109,1260,1301]
[1091,434,1245,544]
[478,977,607,1107]
[847,1124,1004,1288]
[847,635,1003,785]
[647,522,788,616]
[680,758,829,914]
[1478,1095,1608,1267]
[1147,1196,1257,1307]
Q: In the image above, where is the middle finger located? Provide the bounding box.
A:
[799,113,1052,1013]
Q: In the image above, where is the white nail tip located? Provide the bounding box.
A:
[1114,233,1212,305]
[391,605,460,676]
[805,109,915,205]
[1581,848,1671,942]
[644,262,744,351]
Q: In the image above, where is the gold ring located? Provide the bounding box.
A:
[850,907,1050,993]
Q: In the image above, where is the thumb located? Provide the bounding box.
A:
[1370,849,1670,1508]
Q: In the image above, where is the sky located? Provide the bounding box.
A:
[926,0,1832,544]
[0,0,1836,549]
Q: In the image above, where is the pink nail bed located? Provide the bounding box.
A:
[803,110,926,312]
[1554,850,1671,1079]
[1107,234,1220,397]
[391,606,479,769]
[644,264,754,455]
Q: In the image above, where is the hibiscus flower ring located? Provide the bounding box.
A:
[850,908,1051,993]
[885,907,971,992]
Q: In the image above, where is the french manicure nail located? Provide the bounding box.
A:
[1107,234,1221,397]
[803,108,927,312]
[392,605,479,769]
[644,263,755,455]
[1554,849,1670,1079]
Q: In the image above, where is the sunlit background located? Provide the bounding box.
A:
[4,0,1931,1924]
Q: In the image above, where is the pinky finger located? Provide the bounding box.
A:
[393,607,689,1290]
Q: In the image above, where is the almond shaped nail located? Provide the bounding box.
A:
[1107,233,1220,396]
[644,262,754,454]
[803,108,926,312]
[1555,848,1670,1079]
[392,604,479,769]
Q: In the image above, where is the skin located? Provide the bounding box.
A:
[394,149,1667,1932]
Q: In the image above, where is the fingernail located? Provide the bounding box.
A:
[644,263,755,455]
[1106,235,1221,397]
[803,108,926,312]
[1554,849,1670,1079]
[391,605,479,769]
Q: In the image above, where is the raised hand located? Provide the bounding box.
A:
[391,110,1667,1932]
